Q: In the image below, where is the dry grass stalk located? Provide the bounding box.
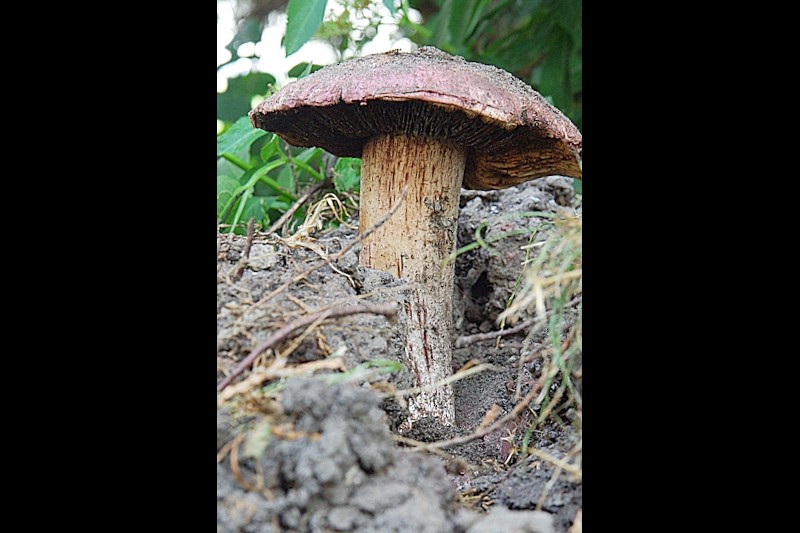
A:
[217,302,398,392]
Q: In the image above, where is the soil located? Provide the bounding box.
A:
[217,176,582,533]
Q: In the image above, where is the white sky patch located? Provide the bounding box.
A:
[217,0,420,92]
[217,1,236,67]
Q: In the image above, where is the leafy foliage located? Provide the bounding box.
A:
[217,117,325,234]
[217,0,582,232]
[217,72,276,123]
[332,157,361,194]
[218,1,581,127]
[217,116,268,156]
[415,0,581,128]
[284,0,329,56]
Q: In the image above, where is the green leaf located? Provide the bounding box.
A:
[287,62,324,78]
[217,72,276,123]
[553,0,581,35]
[569,53,582,94]
[323,359,403,384]
[382,0,396,16]
[426,0,452,49]
[437,0,491,52]
[284,0,328,57]
[538,27,572,113]
[242,196,268,224]
[218,157,243,181]
[260,135,280,162]
[288,148,324,181]
[444,0,467,47]
[217,116,267,158]
[271,163,293,192]
[263,197,291,213]
[333,157,361,193]
[217,175,241,218]
[295,146,323,165]
[572,178,582,195]
[242,420,272,459]
[464,0,492,41]
[230,186,254,230]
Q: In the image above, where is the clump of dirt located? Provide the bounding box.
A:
[218,378,558,533]
[217,176,582,532]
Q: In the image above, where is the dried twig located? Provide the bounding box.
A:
[391,362,502,397]
[527,445,582,480]
[228,433,255,490]
[218,357,347,403]
[275,312,329,362]
[246,186,408,313]
[454,318,534,348]
[231,217,257,281]
[452,293,581,402]
[454,295,582,348]
[276,193,357,287]
[217,437,236,465]
[394,378,543,450]
[264,178,332,237]
[536,442,582,510]
[217,302,398,392]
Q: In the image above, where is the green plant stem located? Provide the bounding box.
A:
[258,174,297,203]
[230,188,253,233]
[240,159,298,203]
[221,153,249,170]
[217,189,246,225]
[221,154,298,203]
[442,211,555,267]
[219,160,299,228]
[289,157,324,181]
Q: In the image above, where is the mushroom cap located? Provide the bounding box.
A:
[249,46,582,190]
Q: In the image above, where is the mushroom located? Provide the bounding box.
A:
[249,46,582,430]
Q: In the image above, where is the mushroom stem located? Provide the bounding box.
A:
[359,133,466,429]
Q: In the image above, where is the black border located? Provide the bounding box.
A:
[40,1,754,529]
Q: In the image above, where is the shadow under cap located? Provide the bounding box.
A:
[250,46,582,190]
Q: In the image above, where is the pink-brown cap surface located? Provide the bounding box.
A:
[249,47,582,190]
